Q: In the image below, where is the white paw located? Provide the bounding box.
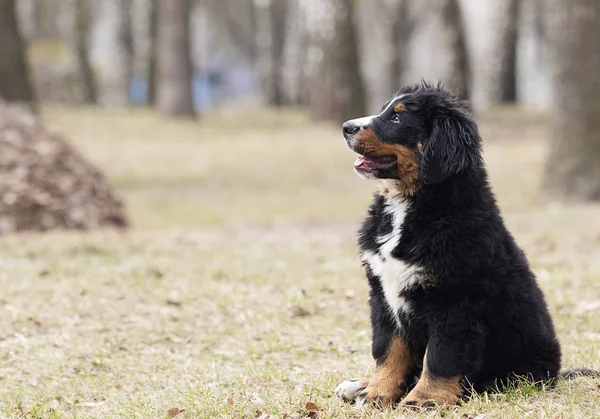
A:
[335,379,366,402]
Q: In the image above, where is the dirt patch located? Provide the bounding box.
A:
[0,101,127,233]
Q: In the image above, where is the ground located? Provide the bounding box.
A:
[0,107,599,419]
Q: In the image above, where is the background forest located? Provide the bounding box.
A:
[0,0,599,418]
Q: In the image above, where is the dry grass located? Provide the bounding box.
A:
[0,107,599,418]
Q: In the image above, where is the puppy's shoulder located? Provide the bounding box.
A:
[358,193,387,251]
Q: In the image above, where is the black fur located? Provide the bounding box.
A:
[352,83,569,394]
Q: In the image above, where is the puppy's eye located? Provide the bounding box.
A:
[391,114,401,123]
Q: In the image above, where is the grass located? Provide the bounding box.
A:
[0,106,599,418]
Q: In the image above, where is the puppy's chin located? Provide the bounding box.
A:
[353,155,399,180]
[354,167,400,180]
[354,167,377,179]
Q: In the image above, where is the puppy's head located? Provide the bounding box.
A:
[342,83,481,190]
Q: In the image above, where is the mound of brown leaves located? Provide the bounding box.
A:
[0,101,128,233]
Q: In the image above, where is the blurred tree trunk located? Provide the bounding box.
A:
[543,0,600,200]
[256,0,288,106]
[441,0,470,101]
[532,0,545,42]
[269,0,288,106]
[36,0,61,39]
[147,0,159,106]
[74,0,98,104]
[280,0,305,105]
[211,0,257,64]
[117,0,134,106]
[158,0,195,118]
[17,0,39,39]
[308,0,366,122]
[248,0,258,65]
[390,0,412,90]
[495,0,519,103]
[255,2,271,105]
[0,0,36,106]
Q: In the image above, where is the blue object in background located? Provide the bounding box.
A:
[128,65,256,110]
[129,72,215,111]
[130,78,147,105]
[192,74,213,110]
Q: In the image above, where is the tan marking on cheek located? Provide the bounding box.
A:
[391,145,419,173]
[353,129,420,198]
[401,349,462,407]
[387,144,420,197]
[353,128,385,155]
[394,103,406,112]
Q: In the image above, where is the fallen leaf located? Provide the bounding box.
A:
[227,397,234,406]
[290,305,310,318]
[305,402,320,418]
[305,402,319,411]
[167,407,185,417]
[553,413,565,419]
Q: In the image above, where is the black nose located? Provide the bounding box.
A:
[342,121,360,136]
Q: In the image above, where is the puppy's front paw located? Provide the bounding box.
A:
[401,396,440,410]
[335,379,367,402]
[400,387,459,409]
[355,380,407,407]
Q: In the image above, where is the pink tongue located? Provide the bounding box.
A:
[354,156,374,170]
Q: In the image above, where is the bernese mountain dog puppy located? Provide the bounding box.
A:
[335,82,570,408]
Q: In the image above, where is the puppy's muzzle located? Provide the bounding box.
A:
[342,119,367,149]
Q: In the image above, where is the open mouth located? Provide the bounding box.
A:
[354,155,397,172]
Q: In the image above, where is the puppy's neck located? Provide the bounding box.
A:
[377,179,416,200]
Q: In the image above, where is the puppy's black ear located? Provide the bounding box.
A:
[421,111,481,185]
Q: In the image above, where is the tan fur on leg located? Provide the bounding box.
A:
[356,335,412,407]
[401,349,462,408]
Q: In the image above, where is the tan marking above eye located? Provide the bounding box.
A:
[394,103,406,112]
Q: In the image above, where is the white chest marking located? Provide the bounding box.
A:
[362,198,421,330]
